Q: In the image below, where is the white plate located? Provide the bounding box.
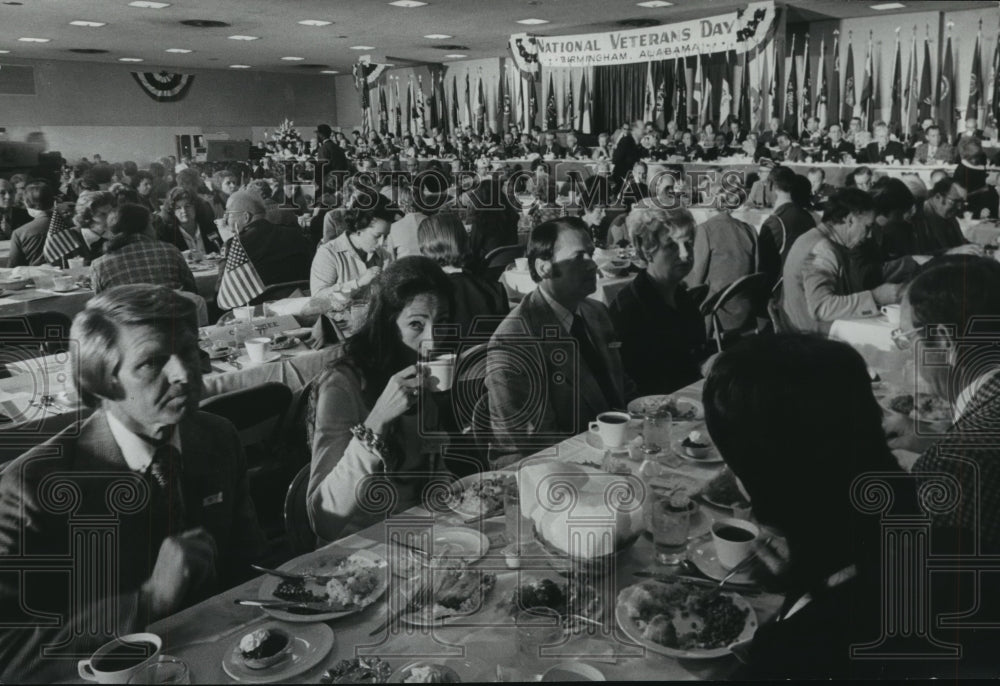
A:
[427,527,490,563]
[672,439,723,465]
[257,549,389,623]
[446,471,515,521]
[627,395,704,421]
[221,621,333,683]
[615,584,757,660]
[401,569,496,627]
[686,538,757,584]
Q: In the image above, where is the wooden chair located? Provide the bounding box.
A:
[482,244,525,282]
[283,464,315,555]
[699,272,774,352]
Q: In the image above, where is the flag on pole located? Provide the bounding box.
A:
[860,33,873,127]
[216,235,265,311]
[378,85,389,135]
[756,48,769,129]
[654,67,667,131]
[42,211,80,266]
[580,71,592,134]
[917,29,933,123]
[830,31,840,128]
[451,76,460,131]
[719,71,733,124]
[800,35,811,132]
[463,72,472,129]
[545,73,557,130]
[816,36,828,129]
[428,75,438,131]
[498,66,510,133]
[475,72,486,134]
[966,23,984,125]
[843,33,856,124]
[767,46,777,126]
[903,28,918,138]
[938,26,955,142]
[564,77,575,130]
[415,76,426,135]
[889,30,902,137]
[675,58,688,131]
[515,70,524,128]
[436,72,448,134]
[991,19,1000,129]
[692,55,704,127]
[739,53,752,132]
[527,75,537,127]
[644,61,656,122]
[394,77,403,138]
[783,36,798,136]
[405,77,414,136]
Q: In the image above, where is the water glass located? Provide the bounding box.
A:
[650,491,693,565]
[642,413,672,456]
[127,657,191,684]
[516,606,563,660]
[504,488,527,549]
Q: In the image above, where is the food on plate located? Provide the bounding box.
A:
[634,396,699,420]
[887,393,952,423]
[448,473,516,517]
[398,662,461,683]
[887,394,915,415]
[272,553,383,610]
[504,577,602,619]
[425,561,496,616]
[238,628,291,669]
[322,657,393,684]
[701,468,750,508]
[618,579,749,651]
[680,431,712,459]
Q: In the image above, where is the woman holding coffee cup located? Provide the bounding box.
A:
[307,256,455,543]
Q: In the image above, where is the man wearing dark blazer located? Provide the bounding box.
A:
[912,125,955,164]
[819,124,855,163]
[861,124,906,164]
[7,182,66,267]
[537,131,565,158]
[0,286,265,683]
[611,120,644,183]
[486,217,628,460]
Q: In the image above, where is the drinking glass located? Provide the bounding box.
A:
[650,491,693,565]
[642,413,672,457]
[504,487,528,549]
[127,657,191,685]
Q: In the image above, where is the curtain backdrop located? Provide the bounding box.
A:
[593,63,647,133]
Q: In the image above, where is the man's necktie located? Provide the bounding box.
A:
[570,314,618,410]
[149,444,186,536]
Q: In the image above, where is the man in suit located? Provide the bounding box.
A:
[913,125,956,164]
[486,217,627,459]
[774,133,805,163]
[220,191,312,290]
[538,132,564,159]
[882,178,980,259]
[7,181,67,267]
[0,286,265,682]
[612,120,644,183]
[819,124,855,163]
[861,123,906,164]
[761,166,816,262]
[807,168,837,209]
[757,117,783,149]
[0,178,31,240]
[315,123,350,179]
[844,117,864,144]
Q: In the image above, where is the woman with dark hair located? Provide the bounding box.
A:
[463,176,519,269]
[72,190,116,261]
[309,200,395,304]
[130,171,158,214]
[209,170,239,218]
[91,203,197,294]
[703,334,921,680]
[418,213,507,337]
[307,256,454,542]
[157,186,224,254]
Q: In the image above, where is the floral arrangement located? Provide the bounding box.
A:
[262,119,310,158]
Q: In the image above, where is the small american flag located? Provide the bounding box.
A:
[42,211,80,265]
[216,234,264,310]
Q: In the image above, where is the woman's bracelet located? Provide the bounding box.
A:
[351,423,391,465]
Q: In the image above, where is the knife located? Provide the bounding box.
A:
[235,599,338,612]
[632,571,760,592]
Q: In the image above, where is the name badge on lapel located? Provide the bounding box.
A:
[203,492,224,507]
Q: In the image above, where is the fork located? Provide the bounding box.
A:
[250,564,339,584]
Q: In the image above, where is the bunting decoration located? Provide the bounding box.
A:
[217,234,265,311]
[131,71,195,102]
[830,31,840,128]
[800,34,812,131]
[783,35,798,137]
[966,21,984,125]
[579,70,592,134]
[843,33,856,124]
[917,28,933,122]
[545,73,557,130]
[903,28,918,138]
[937,25,955,142]
[816,36,828,130]
[889,30,902,137]
[352,56,391,137]
[42,211,81,266]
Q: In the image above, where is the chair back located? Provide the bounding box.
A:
[199,382,293,449]
[483,244,525,270]
[700,272,774,352]
[767,277,790,334]
[283,464,315,555]
[249,280,310,306]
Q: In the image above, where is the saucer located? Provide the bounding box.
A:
[247,351,282,364]
[686,537,758,584]
[673,440,724,464]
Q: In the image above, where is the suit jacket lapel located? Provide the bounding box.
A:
[76,410,129,471]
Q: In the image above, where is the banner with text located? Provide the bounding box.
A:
[509,1,774,74]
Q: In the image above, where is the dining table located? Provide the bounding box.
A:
[141,379,785,684]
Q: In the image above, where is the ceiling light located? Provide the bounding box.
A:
[0,50,10,53]
[320,70,339,74]
[870,2,905,8]
[281,56,305,61]
[228,35,259,41]
[350,45,374,50]
[516,18,549,25]
[129,1,170,7]
[388,0,428,6]
[18,37,51,43]
[298,19,332,26]
[637,0,673,6]
[165,48,192,53]
[119,57,144,62]
[424,34,452,39]
[229,64,251,68]
[445,54,467,58]
[70,20,107,27]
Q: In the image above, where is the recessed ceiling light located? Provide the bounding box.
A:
[388,0,428,6]
[229,64,251,68]
[19,37,51,43]
[165,48,192,53]
[424,34,452,39]
[0,50,10,53]
[119,57,144,62]
[516,18,549,25]
[298,19,332,26]
[228,35,259,41]
[129,1,170,7]
[320,70,339,74]
[70,20,107,27]
[445,54,467,58]
[350,45,375,50]
[637,0,673,6]
[870,2,905,8]
[281,56,305,61]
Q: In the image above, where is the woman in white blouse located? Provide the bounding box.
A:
[308,202,396,306]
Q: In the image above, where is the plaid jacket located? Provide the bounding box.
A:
[913,373,1000,553]
[90,234,198,294]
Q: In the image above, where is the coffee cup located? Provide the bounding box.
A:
[880,304,901,325]
[78,633,162,684]
[514,257,529,271]
[426,353,456,391]
[67,256,86,270]
[233,305,253,321]
[52,275,76,291]
[711,518,760,570]
[244,337,272,363]
[588,411,631,448]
